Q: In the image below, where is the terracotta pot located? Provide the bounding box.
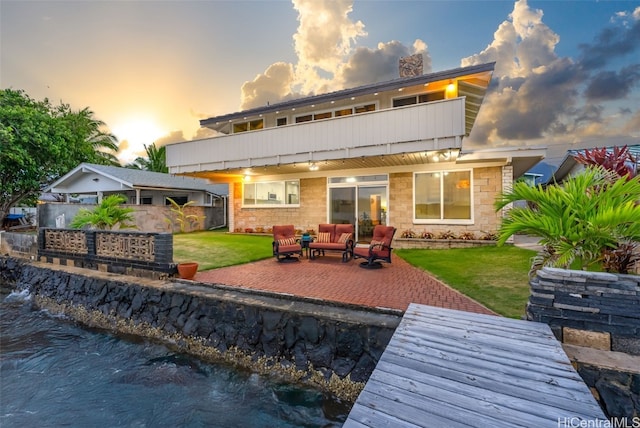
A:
[177,262,198,280]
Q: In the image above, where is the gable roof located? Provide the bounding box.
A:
[46,163,228,196]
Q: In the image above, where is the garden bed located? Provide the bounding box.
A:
[393,238,497,249]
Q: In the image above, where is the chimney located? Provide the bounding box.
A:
[399,54,423,77]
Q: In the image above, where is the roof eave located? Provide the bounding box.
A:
[200,62,496,127]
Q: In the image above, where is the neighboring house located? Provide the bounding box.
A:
[41,163,229,231]
[550,145,640,183]
[166,61,545,241]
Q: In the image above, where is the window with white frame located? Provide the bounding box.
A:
[414,170,472,222]
[233,119,264,134]
[243,180,300,207]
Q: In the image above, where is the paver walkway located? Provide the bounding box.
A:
[194,254,495,315]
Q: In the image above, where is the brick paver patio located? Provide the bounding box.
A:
[194,254,496,315]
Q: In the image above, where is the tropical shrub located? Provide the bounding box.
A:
[495,166,640,276]
[70,194,136,230]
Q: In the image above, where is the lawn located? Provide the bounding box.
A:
[173,230,273,270]
[173,230,537,319]
[396,246,537,319]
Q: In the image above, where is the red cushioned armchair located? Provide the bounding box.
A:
[353,225,397,269]
[272,225,303,262]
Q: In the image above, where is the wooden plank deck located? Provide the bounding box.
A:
[344,303,607,427]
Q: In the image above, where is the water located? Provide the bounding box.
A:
[0,290,349,427]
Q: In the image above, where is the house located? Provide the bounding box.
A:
[165,61,545,242]
[550,145,639,183]
[41,163,228,231]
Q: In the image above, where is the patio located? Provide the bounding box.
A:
[194,254,496,315]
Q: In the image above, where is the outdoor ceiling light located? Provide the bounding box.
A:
[309,162,319,171]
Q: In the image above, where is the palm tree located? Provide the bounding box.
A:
[495,166,640,275]
[56,105,121,166]
[127,143,167,173]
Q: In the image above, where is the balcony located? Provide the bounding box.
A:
[167,97,466,176]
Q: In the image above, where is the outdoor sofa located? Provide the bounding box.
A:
[309,223,354,262]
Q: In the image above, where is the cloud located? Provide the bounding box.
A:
[240,62,296,110]
[578,7,640,70]
[240,0,431,110]
[463,0,638,156]
[462,0,582,143]
[585,64,640,101]
[337,40,431,89]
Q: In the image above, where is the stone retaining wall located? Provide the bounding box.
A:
[528,267,640,419]
[0,257,401,401]
[528,267,640,355]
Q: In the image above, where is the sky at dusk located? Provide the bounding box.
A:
[2,0,639,165]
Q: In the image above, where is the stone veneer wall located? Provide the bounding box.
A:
[390,167,503,236]
[233,167,504,238]
[528,267,640,419]
[231,178,327,233]
[0,257,400,401]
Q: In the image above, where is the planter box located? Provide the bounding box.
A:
[393,238,497,249]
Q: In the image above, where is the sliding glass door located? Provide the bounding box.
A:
[328,175,388,242]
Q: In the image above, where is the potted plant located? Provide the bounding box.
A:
[164,197,204,279]
[176,262,198,280]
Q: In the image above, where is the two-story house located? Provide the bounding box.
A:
[166,61,545,242]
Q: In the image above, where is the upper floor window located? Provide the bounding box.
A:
[276,117,287,126]
[243,180,300,207]
[414,170,472,223]
[295,115,312,123]
[393,91,445,108]
[233,119,264,134]
[354,103,376,113]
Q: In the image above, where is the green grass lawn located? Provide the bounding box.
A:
[173,230,273,270]
[396,246,537,319]
[173,230,536,319]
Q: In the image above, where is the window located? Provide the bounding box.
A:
[141,197,153,205]
[243,180,300,207]
[295,114,312,123]
[414,170,472,222]
[276,117,287,126]
[393,96,417,107]
[313,112,332,120]
[334,108,352,117]
[233,119,263,133]
[394,91,445,108]
[166,196,189,206]
[419,91,445,103]
[354,103,375,113]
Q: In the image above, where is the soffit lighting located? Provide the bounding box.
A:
[309,162,319,171]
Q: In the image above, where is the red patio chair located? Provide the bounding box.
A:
[272,225,303,262]
[353,225,397,269]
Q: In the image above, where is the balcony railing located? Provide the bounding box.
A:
[167,97,466,174]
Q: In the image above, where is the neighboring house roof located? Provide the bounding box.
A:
[45,163,228,196]
[550,145,640,183]
[457,146,547,179]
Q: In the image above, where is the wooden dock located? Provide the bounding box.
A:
[345,304,607,427]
